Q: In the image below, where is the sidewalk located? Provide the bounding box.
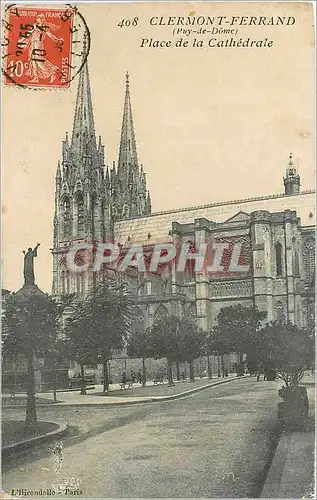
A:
[261,373,315,499]
[3,374,240,407]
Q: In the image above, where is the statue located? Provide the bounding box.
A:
[22,243,40,285]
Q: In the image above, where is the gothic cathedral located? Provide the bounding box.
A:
[52,59,151,297]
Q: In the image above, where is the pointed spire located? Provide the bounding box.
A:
[105,165,110,184]
[117,72,139,185]
[56,160,61,180]
[145,190,152,215]
[70,35,97,166]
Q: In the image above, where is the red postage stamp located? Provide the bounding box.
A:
[3,5,89,89]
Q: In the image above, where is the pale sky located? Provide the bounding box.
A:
[2,2,315,293]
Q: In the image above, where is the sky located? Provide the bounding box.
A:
[2,1,315,293]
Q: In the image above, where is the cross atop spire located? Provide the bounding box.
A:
[117,72,139,185]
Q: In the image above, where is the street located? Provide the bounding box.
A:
[3,378,282,498]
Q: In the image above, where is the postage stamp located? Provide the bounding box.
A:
[2,4,90,89]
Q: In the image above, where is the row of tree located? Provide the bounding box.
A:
[2,282,314,435]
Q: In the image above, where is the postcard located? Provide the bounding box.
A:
[1,2,315,499]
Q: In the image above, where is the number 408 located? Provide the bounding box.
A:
[117,17,139,27]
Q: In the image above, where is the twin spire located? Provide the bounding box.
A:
[62,47,151,219]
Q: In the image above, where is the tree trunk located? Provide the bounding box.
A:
[237,353,244,376]
[142,358,146,387]
[207,356,212,379]
[221,355,225,377]
[80,364,86,395]
[103,360,109,393]
[189,360,195,382]
[176,360,180,381]
[25,352,37,435]
[167,358,174,386]
[53,365,57,403]
[217,355,221,377]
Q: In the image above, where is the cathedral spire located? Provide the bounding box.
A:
[117,72,139,185]
[70,35,97,165]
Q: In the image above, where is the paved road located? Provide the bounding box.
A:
[3,378,282,498]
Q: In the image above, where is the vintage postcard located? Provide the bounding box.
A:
[1,1,316,499]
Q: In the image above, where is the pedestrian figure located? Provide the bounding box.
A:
[122,371,127,384]
[137,370,142,384]
[181,372,186,382]
[131,370,136,384]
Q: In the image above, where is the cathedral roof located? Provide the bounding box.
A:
[114,190,315,245]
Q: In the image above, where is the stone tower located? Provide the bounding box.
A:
[284,153,301,195]
[52,50,151,297]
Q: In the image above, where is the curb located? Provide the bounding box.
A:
[4,376,244,409]
[154,376,244,403]
[260,430,291,499]
[260,428,315,499]
[2,422,68,458]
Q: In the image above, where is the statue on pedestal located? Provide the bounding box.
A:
[23,243,40,285]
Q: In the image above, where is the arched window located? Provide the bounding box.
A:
[275,243,283,277]
[154,304,169,323]
[75,193,84,237]
[62,197,71,239]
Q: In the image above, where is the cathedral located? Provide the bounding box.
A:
[52,52,315,377]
